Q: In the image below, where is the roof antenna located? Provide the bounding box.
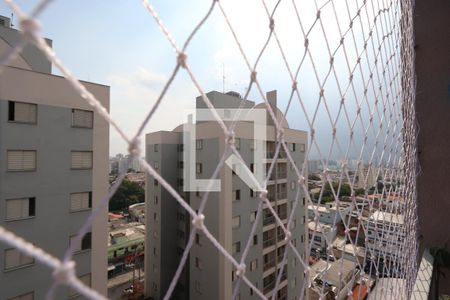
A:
[10,13,14,27]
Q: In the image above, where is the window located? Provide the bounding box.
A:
[8,292,34,300]
[7,150,36,171]
[178,161,184,169]
[232,241,241,254]
[234,190,241,201]
[196,233,201,245]
[194,280,202,294]
[177,212,185,221]
[154,179,159,186]
[301,234,304,243]
[250,259,257,271]
[302,216,306,224]
[196,163,202,174]
[235,138,241,150]
[69,232,92,253]
[290,143,296,152]
[178,144,184,152]
[154,213,158,221]
[232,216,241,229]
[196,139,203,150]
[154,161,159,169]
[4,248,34,271]
[300,143,306,152]
[154,144,159,152]
[178,178,184,187]
[302,197,306,206]
[5,197,35,221]
[69,274,91,298]
[291,220,296,230]
[71,151,93,169]
[153,248,157,256]
[250,189,254,198]
[290,181,296,190]
[253,235,258,245]
[71,109,93,128]
[177,230,185,239]
[70,192,92,212]
[8,101,37,124]
[154,196,158,205]
[195,257,203,269]
[250,211,257,222]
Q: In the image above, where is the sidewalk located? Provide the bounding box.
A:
[108,269,145,288]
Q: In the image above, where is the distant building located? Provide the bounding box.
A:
[110,154,143,174]
[145,90,308,300]
[108,222,145,278]
[308,221,337,251]
[309,258,359,300]
[308,202,351,225]
[129,203,145,223]
[366,211,405,263]
[0,15,109,299]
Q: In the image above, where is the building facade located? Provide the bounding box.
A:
[0,16,109,299]
[145,90,308,300]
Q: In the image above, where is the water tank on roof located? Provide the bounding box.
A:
[226,91,242,99]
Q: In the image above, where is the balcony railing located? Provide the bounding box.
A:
[263,237,276,248]
[266,151,287,159]
[263,215,275,226]
[263,258,276,271]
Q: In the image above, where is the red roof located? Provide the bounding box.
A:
[108,212,124,220]
[351,284,368,300]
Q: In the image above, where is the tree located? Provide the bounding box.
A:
[313,181,353,201]
[308,174,321,181]
[109,179,145,212]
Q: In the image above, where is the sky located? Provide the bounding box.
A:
[0,0,401,165]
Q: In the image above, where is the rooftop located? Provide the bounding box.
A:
[369,211,404,225]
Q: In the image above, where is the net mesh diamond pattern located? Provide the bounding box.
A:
[0,0,417,299]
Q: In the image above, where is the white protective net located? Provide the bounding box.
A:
[0,0,418,299]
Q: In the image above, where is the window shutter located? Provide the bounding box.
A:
[7,151,23,170]
[82,152,92,169]
[14,102,36,123]
[72,109,93,128]
[70,193,82,211]
[6,199,22,220]
[22,151,36,170]
[71,152,83,168]
[5,249,20,270]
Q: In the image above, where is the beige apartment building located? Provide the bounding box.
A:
[0,15,109,299]
[145,90,308,300]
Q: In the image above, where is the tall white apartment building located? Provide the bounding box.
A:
[366,210,405,263]
[0,15,109,299]
[145,90,308,300]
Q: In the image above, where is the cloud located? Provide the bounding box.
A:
[107,67,197,155]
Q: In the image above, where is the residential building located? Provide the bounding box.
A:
[307,221,337,251]
[307,202,351,225]
[108,222,145,278]
[145,90,308,300]
[0,15,109,299]
[309,258,359,300]
[366,211,405,263]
